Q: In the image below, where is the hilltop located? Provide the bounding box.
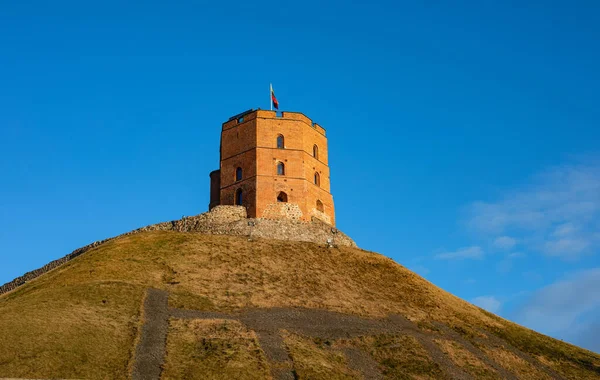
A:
[0,228,599,379]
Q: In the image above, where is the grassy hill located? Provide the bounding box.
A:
[0,231,599,379]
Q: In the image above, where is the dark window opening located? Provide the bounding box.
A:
[277,134,284,149]
[277,192,288,203]
[235,167,242,181]
[316,200,324,212]
[235,188,243,206]
[277,162,285,176]
[314,172,320,186]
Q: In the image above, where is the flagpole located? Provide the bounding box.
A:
[270,83,273,111]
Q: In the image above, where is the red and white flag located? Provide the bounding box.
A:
[270,83,279,110]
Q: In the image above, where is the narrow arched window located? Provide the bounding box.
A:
[277,134,284,149]
[316,200,324,212]
[235,167,242,182]
[277,192,288,203]
[313,145,319,159]
[235,188,243,206]
[314,172,320,186]
[277,162,285,176]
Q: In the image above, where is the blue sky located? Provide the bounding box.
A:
[1,1,600,353]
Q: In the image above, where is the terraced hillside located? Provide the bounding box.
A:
[0,231,598,379]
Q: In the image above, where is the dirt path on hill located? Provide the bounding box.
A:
[133,288,565,380]
[131,289,169,380]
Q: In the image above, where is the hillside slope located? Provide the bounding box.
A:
[0,231,598,379]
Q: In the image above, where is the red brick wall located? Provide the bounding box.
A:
[217,110,335,225]
[209,170,221,210]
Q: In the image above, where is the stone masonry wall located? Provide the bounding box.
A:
[0,206,356,296]
[310,207,332,225]
[261,203,303,220]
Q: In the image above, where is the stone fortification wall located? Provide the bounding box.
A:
[0,206,356,296]
[261,203,303,220]
[130,206,354,246]
[0,239,110,296]
[310,208,332,225]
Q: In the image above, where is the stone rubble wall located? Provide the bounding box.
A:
[0,239,111,296]
[0,206,356,296]
[310,208,332,225]
[261,203,303,220]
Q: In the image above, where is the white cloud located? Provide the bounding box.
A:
[472,296,502,313]
[514,268,600,334]
[544,238,590,258]
[552,222,577,237]
[493,236,517,250]
[435,246,483,260]
[467,162,600,260]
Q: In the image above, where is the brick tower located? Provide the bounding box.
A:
[209,109,335,226]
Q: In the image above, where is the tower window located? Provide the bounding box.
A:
[314,172,320,186]
[316,200,324,212]
[277,162,285,176]
[277,192,288,203]
[277,134,284,149]
[235,167,243,182]
[313,145,319,159]
[235,188,243,206]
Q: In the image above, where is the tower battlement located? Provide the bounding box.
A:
[209,109,335,225]
[222,110,326,135]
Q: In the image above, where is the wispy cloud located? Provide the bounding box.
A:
[552,222,577,237]
[435,246,483,260]
[472,295,502,313]
[467,162,600,260]
[497,252,525,274]
[544,238,590,258]
[493,236,517,250]
[513,268,600,336]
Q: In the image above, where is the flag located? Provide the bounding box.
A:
[270,84,279,110]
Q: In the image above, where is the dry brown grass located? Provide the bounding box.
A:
[282,332,360,379]
[0,231,598,379]
[536,354,600,380]
[352,335,447,379]
[69,231,497,326]
[481,346,553,379]
[479,312,600,379]
[161,319,271,380]
[434,339,498,379]
[0,281,143,379]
